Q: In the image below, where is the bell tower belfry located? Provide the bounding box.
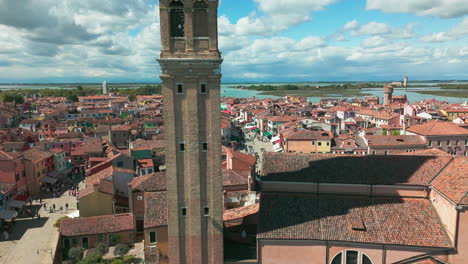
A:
[158,1,223,263]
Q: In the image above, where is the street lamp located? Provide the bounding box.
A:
[36,248,53,260]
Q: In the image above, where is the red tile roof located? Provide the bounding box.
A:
[128,172,166,192]
[407,120,468,136]
[366,135,426,146]
[261,152,452,186]
[223,203,259,221]
[283,130,333,140]
[144,191,167,228]
[60,213,134,237]
[223,169,249,186]
[138,159,154,168]
[431,157,468,205]
[258,194,452,248]
[23,148,54,162]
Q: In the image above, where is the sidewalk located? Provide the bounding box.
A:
[0,189,80,264]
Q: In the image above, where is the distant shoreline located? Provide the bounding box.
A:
[1,80,468,86]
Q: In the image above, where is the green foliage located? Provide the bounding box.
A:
[67,94,79,102]
[110,259,124,264]
[113,243,130,258]
[94,242,108,256]
[128,94,136,102]
[0,93,24,104]
[390,130,401,136]
[77,255,103,264]
[54,216,70,229]
[77,85,84,91]
[109,234,122,246]
[381,130,387,136]
[68,246,84,262]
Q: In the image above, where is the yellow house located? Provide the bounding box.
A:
[78,180,114,217]
[317,138,332,153]
[440,109,468,121]
[282,130,333,154]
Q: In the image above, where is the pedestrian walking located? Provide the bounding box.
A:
[52,204,56,212]
[43,202,47,209]
[60,206,63,212]
[39,197,42,204]
[65,203,69,211]
[37,213,41,219]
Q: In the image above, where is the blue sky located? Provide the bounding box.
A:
[0,0,467,83]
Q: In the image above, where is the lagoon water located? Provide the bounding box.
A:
[221,83,468,104]
[1,83,467,104]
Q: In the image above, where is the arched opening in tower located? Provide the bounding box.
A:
[170,1,185,38]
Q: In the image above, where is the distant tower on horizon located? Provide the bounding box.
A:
[102,81,107,94]
[404,76,408,87]
[384,85,394,106]
[158,0,223,263]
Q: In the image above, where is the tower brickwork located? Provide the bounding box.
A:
[384,85,394,106]
[158,0,223,263]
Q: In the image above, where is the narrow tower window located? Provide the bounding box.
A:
[200,83,207,94]
[202,142,208,152]
[203,206,210,216]
[170,1,185,38]
[176,83,183,94]
[194,0,209,38]
[179,142,185,152]
[181,207,187,216]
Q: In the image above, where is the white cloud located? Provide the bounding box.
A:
[344,21,415,39]
[420,17,468,42]
[361,36,388,48]
[366,0,468,18]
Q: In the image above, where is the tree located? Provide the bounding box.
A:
[77,255,103,264]
[109,234,122,246]
[54,216,70,229]
[68,246,84,263]
[67,94,79,102]
[94,242,108,256]
[77,85,84,91]
[113,243,130,258]
[128,94,136,102]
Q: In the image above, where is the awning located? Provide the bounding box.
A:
[40,176,58,184]
[47,170,64,178]
[0,210,18,220]
[270,136,280,142]
[250,126,259,130]
[263,131,272,137]
[6,199,25,209]
[274,140,281,144]
[253,129,260,132]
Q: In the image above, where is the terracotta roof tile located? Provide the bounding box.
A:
[366,135,426,146]
[407,120,468,136]
[60,213,134,237]
[129,172,166,192]
[261,153,452,186]
[431,157,468,205]
[223,203,259,221]
[258,194,452,248]
[144,191,167,228]
[223,169,249,186]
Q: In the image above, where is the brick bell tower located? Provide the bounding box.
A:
[158,0,223,263]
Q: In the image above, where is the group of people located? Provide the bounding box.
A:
[68,184,80,197]
[43,202,69,213]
